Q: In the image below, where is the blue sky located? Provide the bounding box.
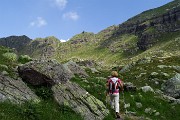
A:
[0,0,173,41]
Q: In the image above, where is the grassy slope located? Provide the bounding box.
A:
[125,0,180,23]
[0,100,83,120]
[53,1,180,67]
[54,29,179,69]
[71,55,180,120]
[54,33,139,68]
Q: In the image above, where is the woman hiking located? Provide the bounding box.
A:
[106,71,124,119]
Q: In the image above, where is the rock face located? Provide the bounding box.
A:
[112,4,180,50]
[52,82,109,120]
[162,73,180,99]
[18,59,109,119]
[63,61,88,78]
[0,35,32,52]
[0,74,38,104]
[23,36,60,59]
[18,59,73,86]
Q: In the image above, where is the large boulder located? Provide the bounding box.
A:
[0,74,39,104]
[161,73,180,99]
[18,59,108,119]
[63,61,88,78]
[18,59,73,86]
[52,81,109,120]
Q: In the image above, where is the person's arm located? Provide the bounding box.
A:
[105,80,109,95]
[119,79,124,91]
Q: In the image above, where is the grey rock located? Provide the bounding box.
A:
[0,35,32,52]
[145,108,152,114]
[18,59,108,119]
[90,68,99,73]
[157,65,168,69]
[1,71,9,75]
[161,73,180,99]
[136,102,142,108]
[0,74,39,104]
[141,86,154,93]
[18,59,73,86]
[124,82,137,91]
[154,112,160,116]
[150,72,158,76]
[173,66,180,73]
[63,61,88,78]
[52,81,109,120]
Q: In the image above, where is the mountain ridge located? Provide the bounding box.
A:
[0,0,179,67]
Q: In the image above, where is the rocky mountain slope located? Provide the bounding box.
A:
[0,1,179,67]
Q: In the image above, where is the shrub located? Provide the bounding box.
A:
[2,52,17,63]
[18,55,32,64]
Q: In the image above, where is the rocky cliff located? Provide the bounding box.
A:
[105,2,180,50]
[0,35,32,52]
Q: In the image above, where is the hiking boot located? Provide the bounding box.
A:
[116,112,121,118]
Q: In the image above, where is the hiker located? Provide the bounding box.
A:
[106,71,123,119]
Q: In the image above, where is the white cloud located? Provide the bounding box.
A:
[62,12,79,21]
[54,0,67,9]
[30,17,47,28]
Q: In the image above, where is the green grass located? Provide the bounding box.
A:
[121,56,180,89]
[70,69,117,120]
[71,62,180,120]
[125,0,179,24]
[0,78,83,120]
[122,91,180,120]
[0,46,19,78]
[0,99,83,120]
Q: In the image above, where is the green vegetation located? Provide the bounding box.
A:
[122,91,180,120]
[0,100,83,120]
[0,46,18,78]
[71,69,116,120]
[126,0,179,23]
[0,76,83,120]
[18,55,32,64]
[122,56,180,89]
[2,52,17,62]
[71,63,180,120]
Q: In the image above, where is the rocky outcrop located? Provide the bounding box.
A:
[0,74,39,104]
[161,73,180,99]
[63,61,88,78]
[24,36,60,59]
[0,35,32,52]
[18,59,73,86]
[52,82,109,120]
[112,5,180,50]
[17,59,109,119]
